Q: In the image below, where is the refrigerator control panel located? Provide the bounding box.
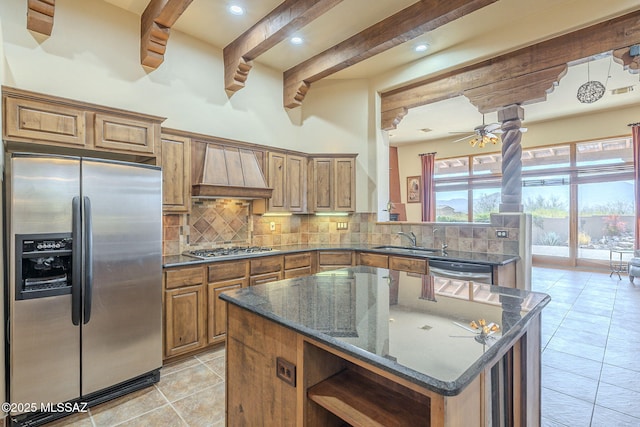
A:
[22,237,72,253]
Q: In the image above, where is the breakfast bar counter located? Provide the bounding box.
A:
[221,266,549,426]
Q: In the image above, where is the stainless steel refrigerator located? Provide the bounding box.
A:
[5,153,162,426]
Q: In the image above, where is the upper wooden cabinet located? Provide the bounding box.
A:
[254,151,307,214]
[161,132,191,213]
[2,86,164,158]
[309,155,357,212]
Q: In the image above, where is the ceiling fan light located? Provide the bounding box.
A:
[469,138,478,147]
[490,136,499,144]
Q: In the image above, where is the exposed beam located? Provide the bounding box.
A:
[381,10,640,130]
[141,0,194,69]
[27,0,55,36]
[283,0,498,109]
[223,0,344,95]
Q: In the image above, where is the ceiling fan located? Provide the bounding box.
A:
[450,115,527,148]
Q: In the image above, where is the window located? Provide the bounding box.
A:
[433,137,635,266]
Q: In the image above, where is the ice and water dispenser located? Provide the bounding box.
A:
[15,233,73,300]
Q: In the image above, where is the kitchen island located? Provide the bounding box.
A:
[221,266,549,426]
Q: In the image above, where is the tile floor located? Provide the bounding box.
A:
[535,266,640,426]
[39,266,640,427]
[42,346,227,427]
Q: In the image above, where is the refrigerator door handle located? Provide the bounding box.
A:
[72,196,82,326]
[83,196,93,324]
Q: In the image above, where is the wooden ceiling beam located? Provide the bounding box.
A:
[27,0,55,36]
[141,0,194,69]
[283,0,498,109]
[381,10,640,130]
[224,0,344,95]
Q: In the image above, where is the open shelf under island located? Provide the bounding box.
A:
[220,266,550,427]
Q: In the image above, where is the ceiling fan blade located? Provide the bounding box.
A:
[521,127,528,132]
[452,134,474,143]
[484,123,501,132]
[449,131,474,134]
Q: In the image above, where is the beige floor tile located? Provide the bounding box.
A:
[171,383,226,427]
[194,345,225,363]
[39,411,93,427]
[90,386,167,427]
[204,355,225,378]
[157,364,223,402]
[161,355,202,376]
[114,404,186,427]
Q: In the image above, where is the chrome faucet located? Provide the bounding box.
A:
[433,228,448,251]
[397,231,417,247]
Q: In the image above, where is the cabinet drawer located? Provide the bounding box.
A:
[208,260,249,282]
[389,256,427,274]
[358,252,388,268]
[284,266,312,279]
[250,272,282,287]
[165,267,204,289]
[318,251,353,266]
[284,252,312,270]
[250,256,283,275]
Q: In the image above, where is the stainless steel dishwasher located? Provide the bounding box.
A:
[428,259,494,284]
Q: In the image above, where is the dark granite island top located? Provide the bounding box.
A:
[221,266,550,426]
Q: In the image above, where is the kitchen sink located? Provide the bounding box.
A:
[373,245,439,254]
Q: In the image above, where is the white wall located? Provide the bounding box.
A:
[395,105,640,221]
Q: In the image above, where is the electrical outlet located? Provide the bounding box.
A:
[276,357,296,387]
[496,230,508,238]
[270,222,276,231]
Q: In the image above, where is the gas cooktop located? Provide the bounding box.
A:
[184,246,276,259]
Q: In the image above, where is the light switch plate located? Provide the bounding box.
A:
[270,222,276,231]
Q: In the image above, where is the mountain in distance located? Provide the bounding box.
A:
[436,197,468,213]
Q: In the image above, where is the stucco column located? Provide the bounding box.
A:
[498,105,524,213]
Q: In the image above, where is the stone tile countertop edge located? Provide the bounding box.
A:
[163,243,520,268]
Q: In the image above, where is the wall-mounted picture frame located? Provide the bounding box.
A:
[407,176,421,203]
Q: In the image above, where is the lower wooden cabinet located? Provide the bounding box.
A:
[389,256,427,274]
[317,250,354,272]
[208,280,243,343]
[164,283,207,358]
[358,252,388,268]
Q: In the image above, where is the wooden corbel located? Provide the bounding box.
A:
[613,46,640,73]
[27,0,55,36]
[381,107,408,132]
[463,65,568,113]
[141,0,194,69]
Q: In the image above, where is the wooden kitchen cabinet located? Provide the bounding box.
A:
[309,155,357,212]
[389,256,428,274]
[163,266,207,359]
[3,87,164,158]
[250,255,283,286]
[161,132,191,212]
[317,250,354,272]
[207,260,249,344]
[358,252,389,268]
[284,252,314,278]
[254,151,307,214]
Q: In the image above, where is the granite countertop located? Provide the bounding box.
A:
[220,266,550,396]
[163,243,519,268]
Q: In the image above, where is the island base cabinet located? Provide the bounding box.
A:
[226,304,298,427]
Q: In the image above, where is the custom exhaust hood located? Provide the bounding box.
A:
[191,141,272,199]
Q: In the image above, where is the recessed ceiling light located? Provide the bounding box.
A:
[290,36,303,45]
[414,44,429,53]
[228,5,244,15]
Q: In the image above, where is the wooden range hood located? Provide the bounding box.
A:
[191,142,272,199]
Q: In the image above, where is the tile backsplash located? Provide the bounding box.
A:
[163,199,522,258]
